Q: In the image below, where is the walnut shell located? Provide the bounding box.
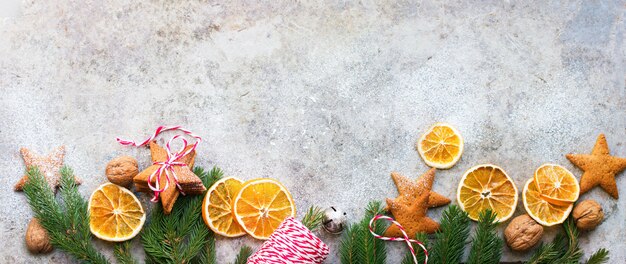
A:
[25,218,52,254]
[105,156,139,187]
[572,200,604,231]
[504,214,543,251]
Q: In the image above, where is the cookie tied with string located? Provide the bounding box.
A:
[134,141,206,214]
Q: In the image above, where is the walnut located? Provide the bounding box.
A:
[572,200,604,231]
[106,156,139,187]
[25,218,52,254]
[504,214,543,251]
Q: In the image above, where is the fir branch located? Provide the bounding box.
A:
[205,232,217,264]
[467,209,502,264]
[23,167,109,264]
[231,246,253,264]
[339,201,386,264]
[428,205,470,264]
[301,206,325,231]
[401,233,429,264]
[552,217,583,263]
[526,242,561,264]
[585,248,609,264]
[528,232,569,264]
[142,166,222,264]
[114,241,138,264]
[526,217,602,264]
[340,224,361,264]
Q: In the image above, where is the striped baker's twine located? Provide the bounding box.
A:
[247,217,329,264]
[116,126,201,201]
[369,215,428,264]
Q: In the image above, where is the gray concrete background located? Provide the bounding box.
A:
[1,1,625,263]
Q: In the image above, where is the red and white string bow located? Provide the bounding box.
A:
[369,215,428,264]
[116,125,201,201]
[247,217,329,264]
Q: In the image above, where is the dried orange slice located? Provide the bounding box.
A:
[233,178,295,240]
[523,178,573,226]
[202,177,246,237]
[88,183,146,242]
[417,123,464,169]
[457,164,518,222]
[533,164,579,206]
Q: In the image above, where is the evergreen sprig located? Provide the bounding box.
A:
[527,232,568,264]
[428,205,471,264]
[114,241,138,264]
[142,166,222,264]
[585,248,609,264]
[467,209,502,264]
[195,231,217,264]
[301,206,325,231]
[231,245,253,264]
[553,217,583,263]
[339,201,386,264]
[22,167,109,264]
[526,216,607,264]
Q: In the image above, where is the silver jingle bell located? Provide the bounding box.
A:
[322,206,347,234]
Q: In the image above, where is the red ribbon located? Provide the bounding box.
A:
[369,215,428,264]
[116,126,201,201]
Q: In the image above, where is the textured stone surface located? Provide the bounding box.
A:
[1,1,624,263]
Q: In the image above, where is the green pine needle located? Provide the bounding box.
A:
[301,206,325,231]
[585,248,609,264]
[231,246,253,264]
[339,201,386,264]
[142,166,222,264]
[428,205,470,264]
[23,166,109,264]
[467,209,502,264]
[114,241,138,264]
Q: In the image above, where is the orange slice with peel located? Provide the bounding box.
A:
[233,178,295,240]
[88,183,146,242]
[417,123,464,169]
[533,164,579,206]
[457,164,518,222]
[523,178,573,226]
[202,177,246,237]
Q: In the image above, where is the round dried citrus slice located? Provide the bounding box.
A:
[417,123,464,169]
[233,178,295,240]
[202,177,246,237]
[523,178,573,226]
[88,183,145,242]
[533,164,579,206]
[457,164,518,222]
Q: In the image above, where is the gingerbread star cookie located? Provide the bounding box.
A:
[387,168,451,209]
[385,188,439,237]
[384,169,450,236]
[134,141,206,214]
[14,146,81,191]
[566,134,626,199]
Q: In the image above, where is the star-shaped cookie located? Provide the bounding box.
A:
[566,134,626,199]
[384,169,450,236]
[385,188,439,237]
[387,168,451,209]
[134,141,206,214]
[14,146,81,191]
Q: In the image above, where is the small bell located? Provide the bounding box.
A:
[322,206,347,234]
